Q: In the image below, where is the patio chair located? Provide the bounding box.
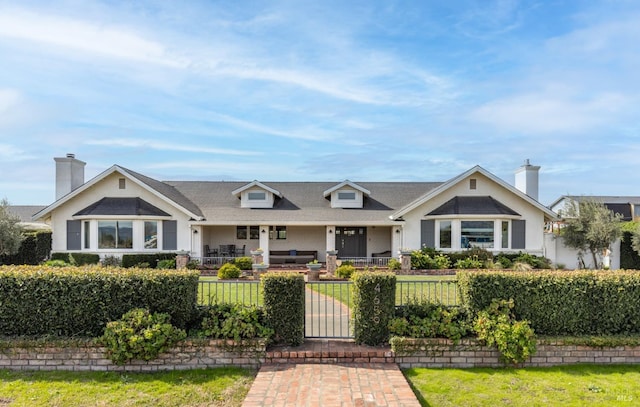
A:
[235,244,246,256]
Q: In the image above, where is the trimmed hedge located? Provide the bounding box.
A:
[352,271,396,345]
[1,231,52,265]
[121,253,177,268]
[262,272,305,346]
[620,231,640,269]
[51,252,100,266]
[0,265,199,337]
[458,270,640,336]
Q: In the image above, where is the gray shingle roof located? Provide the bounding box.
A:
[427,196,520,216]
[73,197,171,217]
[164,181,443,224]
[7,205,47,222]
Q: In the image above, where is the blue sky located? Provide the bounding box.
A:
[1,0,639,206]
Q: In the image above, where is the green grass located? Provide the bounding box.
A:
[198,277,263,306]
[308,275,459,306]
[0,367,255,407]
[404,364,640,407]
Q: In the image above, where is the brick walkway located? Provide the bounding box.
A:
[242,340,421,406]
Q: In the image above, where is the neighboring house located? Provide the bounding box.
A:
[545,195,640,270]
[8,205,49,231]
[34,155,557,264]
[549,196,640,222]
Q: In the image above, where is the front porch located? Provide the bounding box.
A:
[190,224,400,266]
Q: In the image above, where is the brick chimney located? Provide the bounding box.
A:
[514,159,540,200]
[54,153,86,200]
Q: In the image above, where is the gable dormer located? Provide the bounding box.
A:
[323,180,370,209]
[232,181,282,209]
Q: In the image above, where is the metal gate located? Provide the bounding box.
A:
[305,281,353,338]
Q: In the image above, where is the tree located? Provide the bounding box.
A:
[0,198,24,260]
[631,224,640,257]
[561,199,623,269]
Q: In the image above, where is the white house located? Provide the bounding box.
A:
[34,155,557,265]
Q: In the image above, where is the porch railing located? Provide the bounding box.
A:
[338,257,393,268]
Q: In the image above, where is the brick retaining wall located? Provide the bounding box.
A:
[392,338,640,368]
[0,340,266,372]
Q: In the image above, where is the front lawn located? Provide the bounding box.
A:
[405,364,640,406]
[0,367,254,406]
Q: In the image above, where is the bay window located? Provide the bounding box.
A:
[98,221,133,249]
[434,219,514,250]
[144,221,158,249]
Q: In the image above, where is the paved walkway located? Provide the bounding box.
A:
[242,340,421,407]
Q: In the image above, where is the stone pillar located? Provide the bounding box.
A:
[400,250,412,273]
[326,250,338,276]
[176,251,190,269]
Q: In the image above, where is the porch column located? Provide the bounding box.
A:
[191,226,203,258]
[259,225,270,264]
[326,226,336,252]
[392,226,403,258]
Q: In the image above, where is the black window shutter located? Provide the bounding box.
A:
[512,220,526,249]
[421,219,435,248]
[67,220,81,250]
[163,220,177,250]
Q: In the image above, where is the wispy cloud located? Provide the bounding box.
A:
[85,139,259,156]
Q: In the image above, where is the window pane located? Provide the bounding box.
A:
[461,221,494,249]
[338,191,356,200]
[248,192,266,200]
[439,221,452,248]
[501,221,509,249]
[237,226,247,240]
[249,226,260,239]
[83,221,90,249]
[275,226,286,239]
[117,221,133,249]
[145,221,158,249]
[98,221,116,249]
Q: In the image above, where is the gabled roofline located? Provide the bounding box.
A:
[33,165,204,221]
[231,181,283,198]
[323,180,371,197]
[390,165,558,221]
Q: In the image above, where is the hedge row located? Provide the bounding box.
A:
[620,231,640,269]
[457,270,640,336]
[262,272,305,346]
[51,252,100,265]
[1,231,52,265]
[121,253,177,268]
[352,272,396,345]
[0,266,199,337]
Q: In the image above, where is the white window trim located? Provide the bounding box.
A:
[83,219,164,251]
[434,219,512,251]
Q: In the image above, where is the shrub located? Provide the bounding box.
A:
[387,258,401,271]
[186,259,200,270]
[457,270,640,336]
[101,255,121,267]
[1,231,52,265]
[43,259,68,267]
[121,253,177,269]
[389,300,471,342]
[621,231,640,269]
[199,303,273,341]
[233,256,253,270]
[157,259,176,269]
[411,248,451,269]
[0,266,199,337]
[50,252,100,266]
[101,308,186,365]
[262,272,305,346]
[352,271,396,345]
[217,263,241,279]
[454,255,483,269]
[474,299,536,365]
[513,253,551,269]
[335,264,356,279]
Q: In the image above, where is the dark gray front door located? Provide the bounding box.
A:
[335,227,367,257]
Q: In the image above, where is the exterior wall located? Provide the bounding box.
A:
[544,233,621,270]
[49,172,192,255]
[0,340,265,371]
[401,173,546,254]
[367,226,392,256]
[394,338,640,369]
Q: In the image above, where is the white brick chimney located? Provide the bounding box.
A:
[515,159,540,200]
[54,153,86,200]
